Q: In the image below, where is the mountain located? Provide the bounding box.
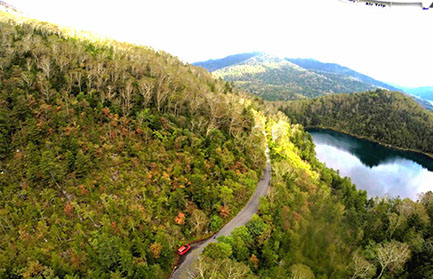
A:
[278,89,433,156]
[399,86,433,101]
[0,1,19,12]
[194,53,433,110]
[286,58,401,92]
[193,53,398,101]
[2,10,433,279]
[195,53,382,101]
[192,52,261,72]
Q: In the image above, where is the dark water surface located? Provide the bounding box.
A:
[308,128,433,199]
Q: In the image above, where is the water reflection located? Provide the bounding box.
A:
[308,129,433,199]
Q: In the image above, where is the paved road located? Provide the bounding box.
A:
[171,146,271,279]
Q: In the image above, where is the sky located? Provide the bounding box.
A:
[7,0,433,87]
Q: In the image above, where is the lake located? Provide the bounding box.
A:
[308,128,433,200]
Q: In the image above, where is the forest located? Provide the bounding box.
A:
[197,53,380,101]
[278,90,433,157]
[188,113,433,279]
[0,11,267,278]
[1,10,433,279]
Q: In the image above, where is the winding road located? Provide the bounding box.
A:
[171,146,271,279]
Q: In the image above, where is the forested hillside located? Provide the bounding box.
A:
[279,90,433,157]
[192,52,261,73]
[2,10,433,279]
[207,53,377,101]
[286,58,401,92]
[0,12,267,278]
[187,113,433,279]
[195,53,433,110]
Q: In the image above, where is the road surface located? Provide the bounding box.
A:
[171,146,271,279]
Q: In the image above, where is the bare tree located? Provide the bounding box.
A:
[37,73,53,103]
[386,212,405,238]
[154,74,171,112]
[20,71,34,90]
[289,264,315,279]
[190,209,208,236]
[20,34,32,52]
[137,78,154,108]
[57,55,70,73]
[38,55,52,79]
[106,85,116,102]
[74,69,84,92]
[61,90,70,112]
[350,252,375,279]
[120,80,134,116]
[25,57,34,72]
[183,256,252,279]
[376,240,410,278]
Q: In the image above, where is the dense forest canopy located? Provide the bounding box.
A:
[0,11,267,278]
[187,113,433,279]
[278,90,433,157]
[1,10,433,279]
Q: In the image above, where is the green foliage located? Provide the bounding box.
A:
[207,114,433,279]
[1,10,432,279]
[208,53,379,101]
[0,11,267,278]
[279,89,433,156]
[210,215,223,231]
[204,242,233,260]
[186,256,256,279]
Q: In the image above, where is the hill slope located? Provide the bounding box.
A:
[2,11,433,279]
[0,11,267,278]
[210,53,379,100]
[194,53,433,110]
[279,89,433,156]
[286,58,401,92]
[192,52,261,72]
[188,112,433,279]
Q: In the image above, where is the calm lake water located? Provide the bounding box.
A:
[308,129,433,200]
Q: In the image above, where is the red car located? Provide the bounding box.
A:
[177,244,191,256]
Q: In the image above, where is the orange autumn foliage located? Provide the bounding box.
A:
[175,212,185,225]
[64,203,74,217]
[219,205,230,219]
[250,254,259,269]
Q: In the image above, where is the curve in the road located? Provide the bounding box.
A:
[171,146,271,279]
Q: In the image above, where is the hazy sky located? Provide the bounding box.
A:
[7,0,433,87]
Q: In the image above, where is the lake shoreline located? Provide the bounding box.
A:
[305,126,433,161]
[309,128,433,199]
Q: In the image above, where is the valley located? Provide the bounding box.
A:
[1,4,433,279]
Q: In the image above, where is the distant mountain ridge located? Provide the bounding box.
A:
[286,58,401,92]
[193,52,391,100]
[398,86,433,101]
[193,52,433,110]
[192,52,262,72]
[208,53,379,100]
[0,1,19,12]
